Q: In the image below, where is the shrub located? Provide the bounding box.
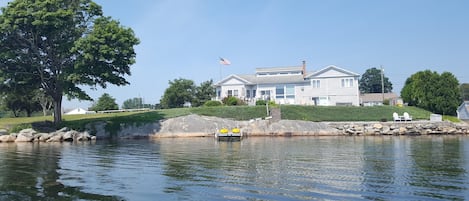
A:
[256,100,277,106]
[204,100,222,107]
[256,100,267,106]
[383,99,390,105]
[222,96,245,106]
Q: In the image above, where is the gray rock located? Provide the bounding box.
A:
[0,134,16,142]
[19,128,37,135]
[47,133,63,142]
[0,129,8,135]
[15,133,34,142]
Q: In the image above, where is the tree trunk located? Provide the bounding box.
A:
[53,96,63,127]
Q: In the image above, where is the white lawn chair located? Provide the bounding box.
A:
[393,112,402,122]
[403,112,412,121]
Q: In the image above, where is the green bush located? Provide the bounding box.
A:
[222,96,245,106]
[383,99,390,105]
[256,100,276,106]
[204,100,222,107]
[256,100,267,106]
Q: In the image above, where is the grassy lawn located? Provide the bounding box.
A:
[0,105,458,132]
[280,105,433,122]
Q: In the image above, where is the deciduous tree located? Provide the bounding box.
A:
[193,79,215,107]
[90,93,118,111]
[401,70,460,115]
[160,78,195,109]
[461,83,469,101]
[0,0,139,125]
[359,67,393,93]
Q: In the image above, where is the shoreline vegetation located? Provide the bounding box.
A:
[0,106,468,142]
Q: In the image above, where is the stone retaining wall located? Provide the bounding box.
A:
[326,121,469,135]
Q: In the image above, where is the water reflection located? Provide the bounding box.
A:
[1,136,469,200]
[0,142,122,200]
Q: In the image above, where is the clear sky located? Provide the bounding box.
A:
[1,0,468,109]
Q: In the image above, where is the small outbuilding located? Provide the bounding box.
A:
[457,101,469,120]
[64,107,89,115]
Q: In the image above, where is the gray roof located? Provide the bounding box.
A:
[237,74,308,85]
[360,93,398,102]
[255,66,303,74]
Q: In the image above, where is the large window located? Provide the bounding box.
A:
[276,85,295,99]
[286,85,295,99]
[233,90,239,97]
[276,86,284,99]
[227,90,233,96]
[246,89,251,98]
[341,78,354,88]
[312,80,321,88]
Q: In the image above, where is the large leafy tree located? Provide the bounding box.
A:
[0,0,139,125]
[193,79,215,107]
[461,83,469,101]
[90,93,118,111]
[160,78,196,109]
[401,70,460,115]
[359,67,393,93]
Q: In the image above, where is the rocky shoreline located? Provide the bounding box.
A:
[151,114,469,138]
[1,114,468,143]
[0,127,96,143]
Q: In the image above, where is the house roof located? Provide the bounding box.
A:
[215,64,360,86]
[458,101,469,112]
[238,74,308,85]
[360,93,399,102]
[255,66,303,74]
[306,65,360,78]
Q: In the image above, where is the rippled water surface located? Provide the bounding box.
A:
[1,136,469,200]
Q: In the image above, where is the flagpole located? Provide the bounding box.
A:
[219,62,222,81]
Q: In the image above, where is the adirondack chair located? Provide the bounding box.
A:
[403,112,412,121]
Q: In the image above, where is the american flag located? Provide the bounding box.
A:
[219,57,231,65]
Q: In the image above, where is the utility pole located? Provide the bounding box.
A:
[380,65,385,103]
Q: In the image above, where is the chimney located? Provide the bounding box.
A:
[302,60,306,78]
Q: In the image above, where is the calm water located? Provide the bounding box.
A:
[1,136,469,201]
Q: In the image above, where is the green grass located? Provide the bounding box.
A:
[280,105,433,122]
[0,105,458,133]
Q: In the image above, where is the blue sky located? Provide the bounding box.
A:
[1,0,468,109]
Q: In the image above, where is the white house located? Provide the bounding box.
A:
[214,62,360,106]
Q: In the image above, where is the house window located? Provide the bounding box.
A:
[286,85,295,99]
[260,90,270,100]
[252,89,256,98]
[227,90,233,96]
[341,78,354,88]
[233,90,239,97]
[276,85,284,99]
[312,80,321,88]
[246,89,251,98]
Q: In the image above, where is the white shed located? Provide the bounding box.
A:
[64,107,89,115]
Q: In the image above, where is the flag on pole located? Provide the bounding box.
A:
[219,57,231,65]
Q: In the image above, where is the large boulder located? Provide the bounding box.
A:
[0,129,8,135]
[15,133,34,142]
[0,134,16,142]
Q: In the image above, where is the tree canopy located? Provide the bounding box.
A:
[401,70,460,115]
[160,78,196,109]
[461,83,469,101]
[359,67,393,93]
[0,0,139,125]
[193,79,215,107]
[90,93,118,111]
